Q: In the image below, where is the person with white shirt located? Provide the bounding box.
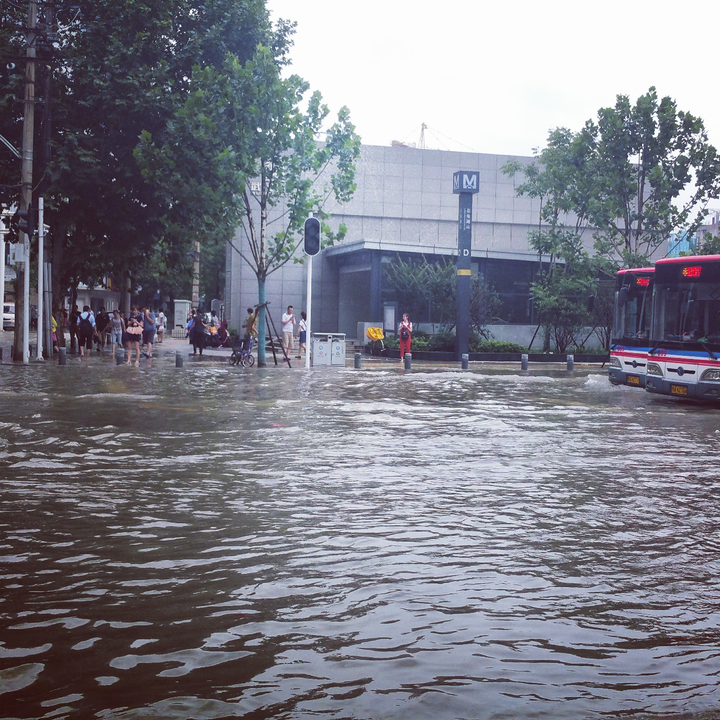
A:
[281,305,295,357]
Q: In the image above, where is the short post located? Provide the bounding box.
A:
[115,350,124,365]
[567,354,574,371]
[176,350,183,368]
[404,352,412,371]
[461,353,469,370]
[354,352,362,369]
[521,353,528,371]
[0,347,3,361]
[58,347,66,366]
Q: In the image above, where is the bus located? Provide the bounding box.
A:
[608,267,654,388]
[645,255,720,401]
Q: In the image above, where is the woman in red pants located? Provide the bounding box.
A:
[399,313,412,361]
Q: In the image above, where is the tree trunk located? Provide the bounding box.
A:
[256,275,266,367]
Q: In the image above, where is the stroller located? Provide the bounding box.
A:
[366,326,385,356]
[206,320,231,348]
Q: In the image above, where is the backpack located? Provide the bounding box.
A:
[400,327,409,340]
[79,313,92,335]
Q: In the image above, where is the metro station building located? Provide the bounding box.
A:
[225,143,593,344]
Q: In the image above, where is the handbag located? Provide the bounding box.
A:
[127,325,142,335]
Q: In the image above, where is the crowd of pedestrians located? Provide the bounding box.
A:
[60,304,168,365]
[185,307,229,356]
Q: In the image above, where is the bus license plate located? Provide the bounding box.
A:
[671,385,688,396]
[627,375,640,385]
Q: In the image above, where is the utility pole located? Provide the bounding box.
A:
[15,0,38,364]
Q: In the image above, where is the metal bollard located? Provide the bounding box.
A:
[521,353,528,371]
[354,352,362,369]
[461,353,469,370]
[58,347,66,366]
[176,350,184,368]
[115,350,124,365]
[403,352,412,371]
[567,354,574,371]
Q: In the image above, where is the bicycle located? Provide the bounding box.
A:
[229,336,255,367]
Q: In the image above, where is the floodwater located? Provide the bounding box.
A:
[1,356,720,720]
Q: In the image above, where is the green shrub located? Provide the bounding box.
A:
[427,331,456,351]
[471,339,528,353]
[385,332,530,354]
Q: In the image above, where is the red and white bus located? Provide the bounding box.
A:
[608,267,654,388]
[645,255,720,401]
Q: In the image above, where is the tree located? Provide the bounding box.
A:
[504,89,720,350]
[1,0,275,355]
[384,254,499,336]
[470,273,501,339]
[580,88,720,266]
[503,131,595,352]
[139,43,361,366]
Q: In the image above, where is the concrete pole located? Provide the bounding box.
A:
[18,0,37,365]
[36,197,43,360]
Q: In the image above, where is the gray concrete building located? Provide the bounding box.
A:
[225,143,586,345]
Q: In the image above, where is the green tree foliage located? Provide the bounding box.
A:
[586,88,720,266]
[0,3,25,210]
[504,133,595,352]
[383,254,499,336]
[139,42,361,365]
[1,0,275,315]
[692,231,720,256]
[503,88,720,351]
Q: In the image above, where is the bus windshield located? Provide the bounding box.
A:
[652,277,720,344]
[613,276,652,343]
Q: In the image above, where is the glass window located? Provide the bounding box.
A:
[653,281,720,342]
[613,283,652,342]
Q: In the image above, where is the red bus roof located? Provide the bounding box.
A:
[616,267,654,275]
[656,255,720,265]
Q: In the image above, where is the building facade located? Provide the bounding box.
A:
[225,143,593,344]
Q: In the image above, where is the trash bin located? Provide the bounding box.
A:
[312,333,346,366]
[312,334,332,366]
[330,334,346,366]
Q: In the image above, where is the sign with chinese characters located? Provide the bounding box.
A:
[453,171,480,194]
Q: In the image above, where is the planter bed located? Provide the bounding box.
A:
[372,347,607,363]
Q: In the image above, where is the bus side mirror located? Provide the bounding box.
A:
[618,287,629,306]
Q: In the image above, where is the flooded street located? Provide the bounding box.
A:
[1,357,720,719]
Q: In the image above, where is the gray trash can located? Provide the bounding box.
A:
[330,333,346,366]
[312,334,332,366]
[311,333,346,366]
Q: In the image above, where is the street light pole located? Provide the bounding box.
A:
[17,0,37,364]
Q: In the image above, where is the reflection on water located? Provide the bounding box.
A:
[1,359,720,719]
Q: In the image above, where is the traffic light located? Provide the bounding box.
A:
[304,216,320,256]
[13,205,34,237]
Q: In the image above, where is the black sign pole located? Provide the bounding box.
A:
[453,171,479,361]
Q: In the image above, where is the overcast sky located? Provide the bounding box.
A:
[267,0,720,159]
